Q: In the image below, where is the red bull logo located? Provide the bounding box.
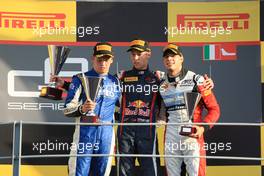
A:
[128,100,149,109]
[125,100,150,117]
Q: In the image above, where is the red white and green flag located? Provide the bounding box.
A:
[203,44,237,61]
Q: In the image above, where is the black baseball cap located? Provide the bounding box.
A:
[163,43,182,57]
[127,39,151,52]
[93,42,113,58]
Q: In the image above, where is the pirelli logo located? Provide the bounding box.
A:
[0,12,66,29]
[177,13,249,30]
[124,77,138,82]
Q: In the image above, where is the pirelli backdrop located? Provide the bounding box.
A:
[0,1,262,176]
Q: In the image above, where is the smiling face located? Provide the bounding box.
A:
[92,55,113,75]
[130,49,151,70]
[163,52,183,73]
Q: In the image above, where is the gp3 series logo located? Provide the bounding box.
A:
[7,58,88,98]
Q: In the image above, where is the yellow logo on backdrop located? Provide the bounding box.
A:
[167,2,259,42]
[0,1,76,42]
[0,12,66,29]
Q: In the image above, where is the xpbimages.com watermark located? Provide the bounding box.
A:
[104,84,163,96]
[32,140,99,154]
[32,26,100,38]
[69,83,165,96]
[165,141,232,154]
[164,25,232,38]
[32,139,232,156]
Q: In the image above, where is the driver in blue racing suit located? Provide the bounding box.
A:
[64,42,121,176]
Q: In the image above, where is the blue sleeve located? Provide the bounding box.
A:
[63,75,83,117]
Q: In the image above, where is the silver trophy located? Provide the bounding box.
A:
[179,92,201,136]
[80,73,103,122]
[40,45,71,100]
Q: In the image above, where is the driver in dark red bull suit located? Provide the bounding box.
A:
[116,39,162,176]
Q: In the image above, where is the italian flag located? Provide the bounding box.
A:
[203,44,221,60]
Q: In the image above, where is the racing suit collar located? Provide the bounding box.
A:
[132,66,149,75]
[167,68,188,83]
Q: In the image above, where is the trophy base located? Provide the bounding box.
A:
[179,126,197,136]
[40,87,63,100]
[81,115,99,123]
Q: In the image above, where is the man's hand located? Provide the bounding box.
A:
[50,75,65,88]
[81,100,96,114]
[190,125,204,138]
[203,74,214,90]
